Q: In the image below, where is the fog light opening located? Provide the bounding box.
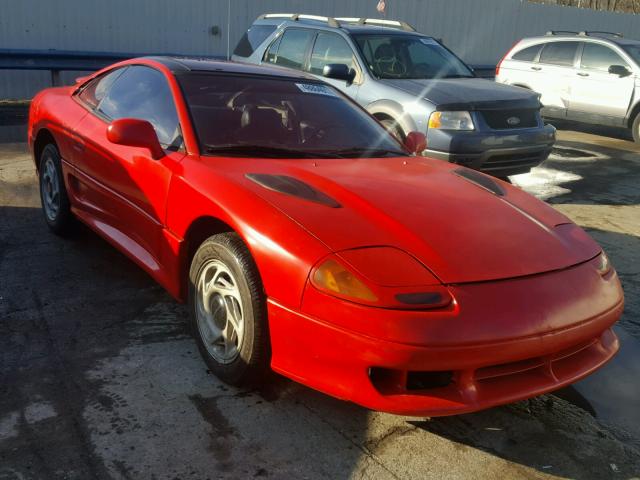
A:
[369,368,454,394]
[369,367,407,394]
[406,371,453,391]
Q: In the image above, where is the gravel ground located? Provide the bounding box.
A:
[1,131,639,479]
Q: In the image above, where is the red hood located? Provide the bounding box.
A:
[229,156,600,284]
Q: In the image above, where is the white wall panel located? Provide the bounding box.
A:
[1,0,639,98]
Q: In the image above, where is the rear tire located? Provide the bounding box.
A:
[38,143,73,235]
[189,233,269,386]
[632,113,640,144]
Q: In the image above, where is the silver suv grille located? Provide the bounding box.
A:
[481,109,538,130]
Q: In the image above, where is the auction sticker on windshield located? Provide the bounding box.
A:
[296,83,338,97]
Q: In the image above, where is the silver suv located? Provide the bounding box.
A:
[496,31,640,143]
[233,14,556,177]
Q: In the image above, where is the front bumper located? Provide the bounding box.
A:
[425,124,556,177]
[268,261,623,417]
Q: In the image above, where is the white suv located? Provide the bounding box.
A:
[496,31,640,143]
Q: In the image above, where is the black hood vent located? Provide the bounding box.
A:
[246,174,341,208]
[453,168,505,196]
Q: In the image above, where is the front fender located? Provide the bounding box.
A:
[165,156,329,308]
[366,99,428,135]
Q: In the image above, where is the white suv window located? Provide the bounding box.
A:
[581,43,628,71]
[512,44,542,62]
[539,41,579,67]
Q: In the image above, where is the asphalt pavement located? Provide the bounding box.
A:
[1,128,640,479]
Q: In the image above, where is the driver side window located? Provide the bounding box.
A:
[97,66,181,148]
[308,33,357,76]
[266,29,315,71]
[580,43,628,71]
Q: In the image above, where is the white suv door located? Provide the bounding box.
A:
[568,42,635,123]
[535,41,580,118]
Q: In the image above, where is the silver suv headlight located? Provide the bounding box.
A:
[428,111,475,131]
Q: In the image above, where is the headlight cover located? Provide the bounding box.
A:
[312,258,378,303]
[310,251,454,310]
[428,111,475,131]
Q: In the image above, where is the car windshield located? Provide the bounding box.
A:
[622,45,640,66]
[354,34,474,80]
[177,73,408,158]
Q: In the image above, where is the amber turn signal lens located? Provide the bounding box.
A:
[312,259,378,302]
[428,111,442,129]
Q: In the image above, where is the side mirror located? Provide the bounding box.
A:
[404,131,427,155]
[322,63,356,83]
[107,118,164,159]
[608,64,631,77]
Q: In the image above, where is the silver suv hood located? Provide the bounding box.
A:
[380,77,541,110]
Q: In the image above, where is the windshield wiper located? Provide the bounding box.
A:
[322,147,409,158]
[204,144,335,159]
[441,74,475,79]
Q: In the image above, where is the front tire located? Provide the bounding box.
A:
[632,113,640,144]
[38,143,73,235]
[189,233,269,386]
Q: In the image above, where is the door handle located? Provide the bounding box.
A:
[577,72,589,77]
[531,66,542,71]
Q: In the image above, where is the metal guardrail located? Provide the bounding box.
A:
[0,49,223,86]
[1,48,496,86]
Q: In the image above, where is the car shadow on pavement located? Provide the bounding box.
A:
[413,393,640,479]
[0,204,376,479]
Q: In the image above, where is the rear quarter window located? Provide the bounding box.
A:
[512,44,542,62]
[77,68,126,109]
[539,41,579,66]
[233,25,276,58]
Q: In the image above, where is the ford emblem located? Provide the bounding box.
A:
[507,116,521,126]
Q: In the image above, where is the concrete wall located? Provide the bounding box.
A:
[1,0,640,99]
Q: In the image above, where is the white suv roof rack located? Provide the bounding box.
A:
[544,30,623,38]
[580,30,623,38]
[257,13,415,32]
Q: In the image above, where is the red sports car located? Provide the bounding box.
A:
[28,57,623,416]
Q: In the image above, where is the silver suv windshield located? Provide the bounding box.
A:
[354,34,474,80]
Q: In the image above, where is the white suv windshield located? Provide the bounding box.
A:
[354,34,474,80]
[623,45,640,66]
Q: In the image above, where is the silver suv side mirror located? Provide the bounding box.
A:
[322,64,356,83]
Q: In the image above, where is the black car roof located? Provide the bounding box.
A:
[146,56,318,80]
